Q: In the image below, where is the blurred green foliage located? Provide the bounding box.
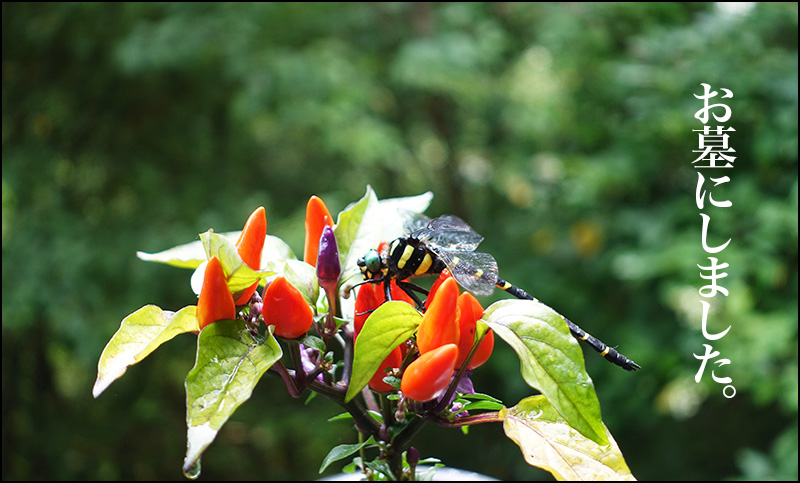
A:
[2,2,797,480]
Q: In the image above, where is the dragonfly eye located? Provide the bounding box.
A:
[359,249,383,279]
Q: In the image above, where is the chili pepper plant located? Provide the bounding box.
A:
[94,187,636,481]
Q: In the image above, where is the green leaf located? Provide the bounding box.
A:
[416,462,444,481]
[137,236,228,269]
[319,436,378,474]
[365,459,395,480]
[482,299,608,446]
[475,319,491,345]
[191,231,281,296]
[300,334,326,352]
[283,259,320,307]
[341,461,359,473]
[93,305,198,398]
[137,231,294,269]
[261,234,297,263]
[501,396,635,481]
[462,400,505,412]
[334,186,381,291]
[336,188,434,292]
[327,412,353,423]
[200,231,264,292]
[459,392,504,404]
[381,375,401,389]
[183,321,282,474]
[345,302,421,402]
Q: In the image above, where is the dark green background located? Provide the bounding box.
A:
[3,3,797,480]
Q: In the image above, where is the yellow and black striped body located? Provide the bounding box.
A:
[357,214,639,372]
[356,235,450,308]
[386,236,447,282]
[496,278,640,371]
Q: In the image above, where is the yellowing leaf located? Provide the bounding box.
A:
[183,321,282,475]
[93,305,198,398]
[483,299,607,445]
[138,232,294,269]
[502,396,635,481]
[196,231,281,294]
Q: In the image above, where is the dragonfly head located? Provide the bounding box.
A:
[357,249,385,280]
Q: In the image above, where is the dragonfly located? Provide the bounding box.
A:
[357,215,640,371]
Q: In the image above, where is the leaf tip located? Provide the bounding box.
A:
[91,381,105,399]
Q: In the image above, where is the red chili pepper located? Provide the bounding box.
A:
[354,281,383,339]
[389,280,416,307]
[416,277,460,355]
[234,206,267,305]
[425,269,452,311]
[303,195,334,266]
[262,276,314,339]
[197,256,236,331]
[454,292,494,370]
[368,346,403,393]
[400,343,458,402]
[354,280,416,339]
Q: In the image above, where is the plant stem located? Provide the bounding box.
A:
[306,378,382,437]
[341,324,354,386]
[433,330,488,413]
[269,363,302,398]
[386,415,427,479]
[288,339,305,387]
[433,411,504,427]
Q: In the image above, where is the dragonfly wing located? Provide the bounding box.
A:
[403,212,431,235]
[432,248,498,296]
[423,215,484,250]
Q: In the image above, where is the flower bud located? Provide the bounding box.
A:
[406,447,420,469]
[316,225,341,284]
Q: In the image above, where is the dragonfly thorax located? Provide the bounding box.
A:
[357,249,385,280]
[386,236,446,281]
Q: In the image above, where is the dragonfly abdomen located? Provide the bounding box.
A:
[496,277,640,371]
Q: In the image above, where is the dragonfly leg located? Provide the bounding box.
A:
[394,280,427,310]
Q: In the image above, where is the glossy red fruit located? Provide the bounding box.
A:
[388,279,416,307]
[234,206,267,305]
[303,195,334,266]
[197,257,236,330]
[262,276,314,339]
[454,292,494,369]
[416,277,460,355]
[425,269,452,310]
[354,280,417,339]
[354,281,383,339]
[368,346,403,392]
[400,343,458,402]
